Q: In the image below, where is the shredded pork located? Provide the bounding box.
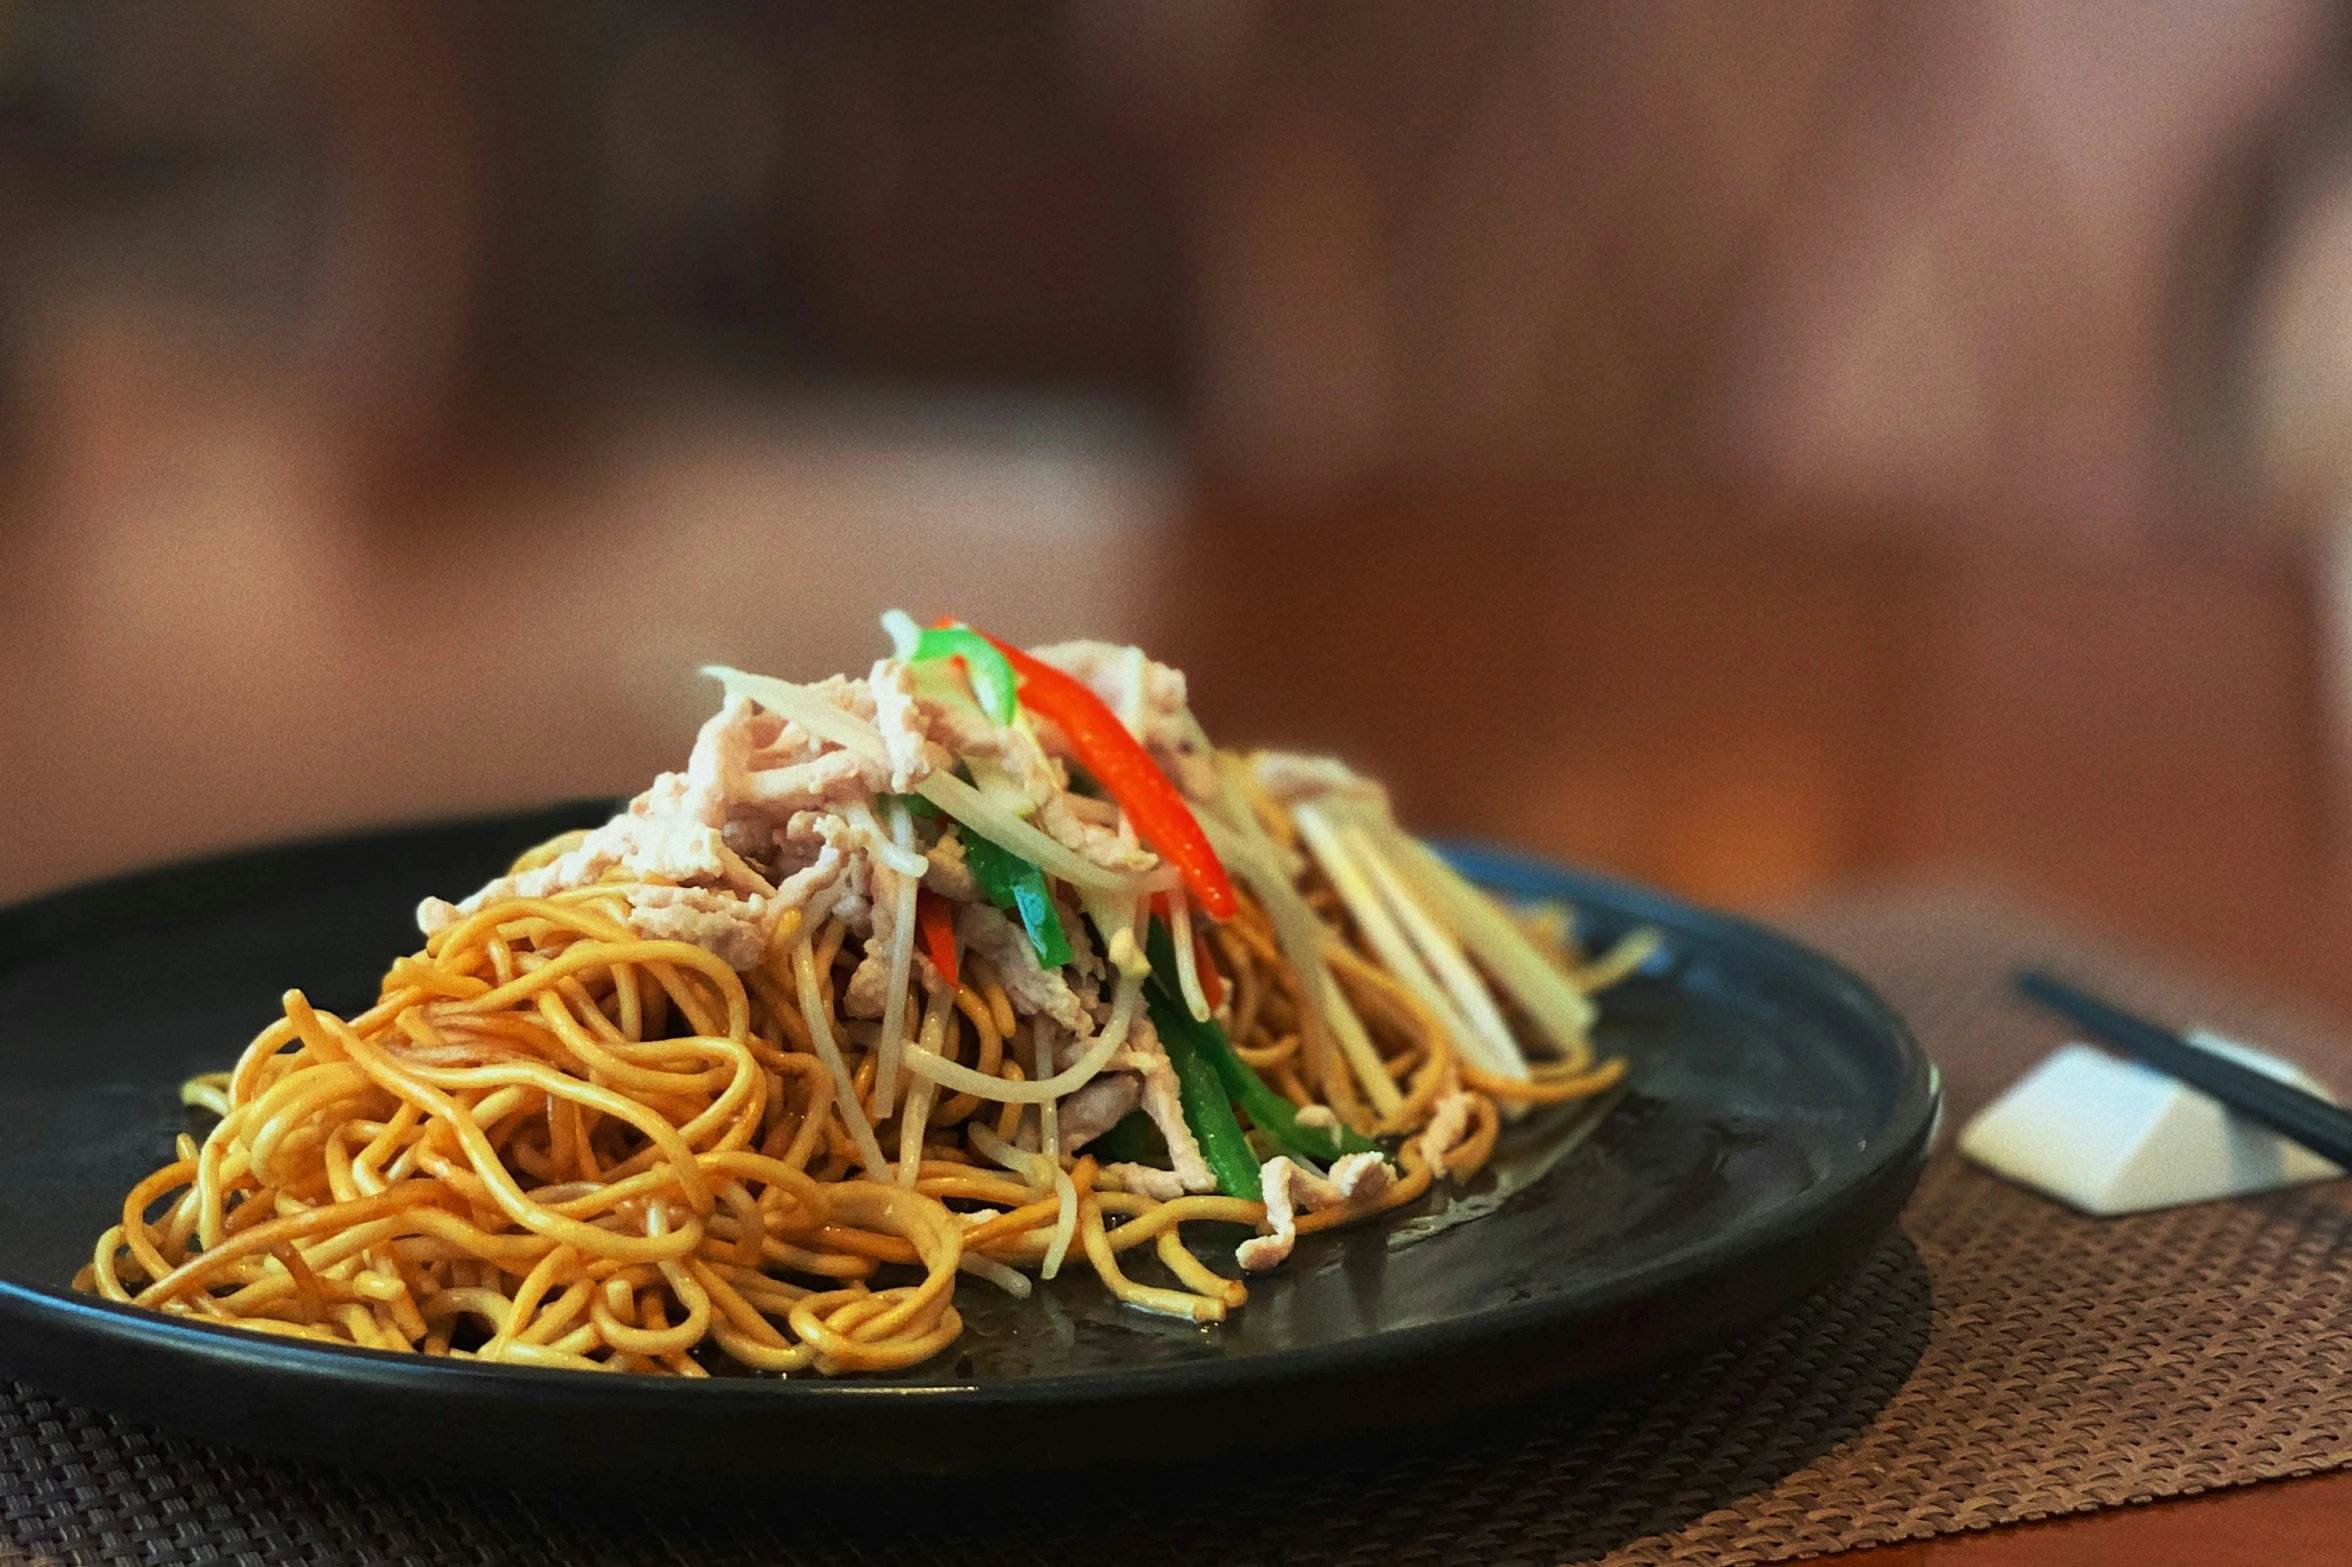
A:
[1102,1163,1187,1201]
[625,884,771,971]
[1056,1072,1143,1150]
[1236,1152,1394,1272]
[1417,1090,1478,1180]
[957,902,1094,1036]
[421,656,1164,980]
[1114,1012,1217,1194]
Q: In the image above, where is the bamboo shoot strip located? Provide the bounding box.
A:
[1295,802,1498,1080]
[1345,821,1529,1079]
[1381,828,1600,1053]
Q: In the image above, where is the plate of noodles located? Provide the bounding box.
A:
[0,619,1935,1482]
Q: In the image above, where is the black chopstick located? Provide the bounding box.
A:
[2014,969,2352,1171]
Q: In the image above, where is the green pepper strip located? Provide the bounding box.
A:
[1144,921,1379,1164]
[1089,1109,1167,1166]
[961,827,1073,969]
[910,626,1021,726]
[1153,999,1261,1199]
[888,790,1071,969]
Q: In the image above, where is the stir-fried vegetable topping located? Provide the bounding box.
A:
[1091,1109,1169,1166]
[963,827,1074,969]
[1144,920,1378,1166]
[918,624,1023,726]
[1191,927,1227,1011]
[916,886,960,990]
[882,611,1023,726]
[719,626,1612,1223]
[1155,1010,1260,1199]
[972,627,1239,921]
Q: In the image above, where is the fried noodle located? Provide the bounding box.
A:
[78,637,1646,1376]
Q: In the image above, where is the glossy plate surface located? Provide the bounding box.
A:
[0,806,1936,1481]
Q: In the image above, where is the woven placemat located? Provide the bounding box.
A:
[8,881,2352,1566]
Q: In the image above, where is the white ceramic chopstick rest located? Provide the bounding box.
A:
[1958,1032,2345,1215]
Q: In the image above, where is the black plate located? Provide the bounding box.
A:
[0,806,1936,1482]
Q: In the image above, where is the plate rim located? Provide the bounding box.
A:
[0,814,1939,1413]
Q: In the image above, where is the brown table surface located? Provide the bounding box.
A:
[11,389,2352,1560]
[1861,1472,2352,1565]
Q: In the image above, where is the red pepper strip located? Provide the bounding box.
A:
[1152,891,1226,1007]
[1193,929,1227,1010]
[971,629,1240,920]
[916,887,959,990]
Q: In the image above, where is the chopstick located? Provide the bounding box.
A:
[2014,969,2352,1170]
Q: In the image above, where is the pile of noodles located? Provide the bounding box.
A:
[77,768,1638,1376]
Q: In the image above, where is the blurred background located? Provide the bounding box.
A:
[8,0,2352,1013]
